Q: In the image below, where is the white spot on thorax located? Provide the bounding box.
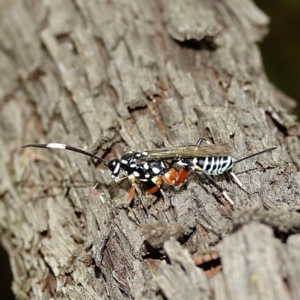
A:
[133,171,140,177]
[152,167,160,174]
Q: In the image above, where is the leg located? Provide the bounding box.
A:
[175,168,189,185]
[125,182,157,221]
[162,168,178,186]
[193,165,235,205]
[158,189,172,212]
[91,182,102,195]
[162,168,189,186]
[195,137,207,147]
[125,183,136,206]
[201,172,235,205]
[115,176,128,183]
[229,171,249,195]
[139,177,162,215]
[146,185,159,194]
[144,185,159,215]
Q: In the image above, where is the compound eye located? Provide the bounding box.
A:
[107,159,120,178]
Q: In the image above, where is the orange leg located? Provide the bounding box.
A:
[175,168,189,185]
[146,175,162,194]
[146,185,159,194]
[125,180,160,215]
[125,184,136,206]
[162,168,189,186]
[162,168,179,186]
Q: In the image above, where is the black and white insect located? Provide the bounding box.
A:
[143,138,275,173]
[22,139,276,206]
[140,138,276,204]
[22,143,171,205]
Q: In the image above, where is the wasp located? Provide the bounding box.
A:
[22,143,175,206]
[22,139,276,206]
[141,138,276,204]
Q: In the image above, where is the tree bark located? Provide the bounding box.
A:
[0,0,300,299]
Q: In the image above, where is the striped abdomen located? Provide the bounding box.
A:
[179,156,233,175]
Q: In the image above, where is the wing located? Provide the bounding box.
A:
[141,144,231,160]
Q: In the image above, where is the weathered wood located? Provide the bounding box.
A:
[0,0,299,299]
[155,238,210,300]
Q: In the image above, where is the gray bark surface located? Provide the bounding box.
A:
[0,0,299,299]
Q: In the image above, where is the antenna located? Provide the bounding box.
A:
[234,147,276,164]
[22,143,108,166]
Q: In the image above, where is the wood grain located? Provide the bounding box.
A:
[0,0,299,299]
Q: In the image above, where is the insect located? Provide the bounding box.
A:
[141,138,276,204]
[22,139,276,206]
[22,143,178,206]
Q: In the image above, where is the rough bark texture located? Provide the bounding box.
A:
[0,0,300,299]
